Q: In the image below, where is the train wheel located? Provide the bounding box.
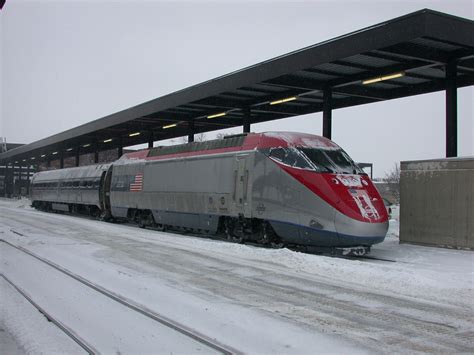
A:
[224,218,234,241]
[259,221,282,247]
[137,210,154,229]
[137,211,146,228]
[223,218,237,242]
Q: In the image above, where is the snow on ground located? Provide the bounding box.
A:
[0,198,473,353]
[0,276,83,354]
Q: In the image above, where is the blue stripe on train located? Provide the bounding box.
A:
[268,220,385,247]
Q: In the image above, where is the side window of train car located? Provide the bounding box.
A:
[269,147,313,170]
[93,179,100,189]
[269,148,285,161]
[73,180,80,189]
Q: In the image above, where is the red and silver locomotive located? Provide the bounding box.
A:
[31,132,388,255]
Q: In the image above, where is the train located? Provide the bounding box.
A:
[30,132,389,255]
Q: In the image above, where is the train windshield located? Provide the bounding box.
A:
[266,146,363,174]
[299,147,364,174]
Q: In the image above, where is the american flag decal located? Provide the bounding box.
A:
[130,173,143,192]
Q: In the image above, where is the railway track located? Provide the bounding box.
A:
[1,273,97,354]
[0,238,237,355]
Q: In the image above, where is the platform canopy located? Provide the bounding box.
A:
[1,9,473,165]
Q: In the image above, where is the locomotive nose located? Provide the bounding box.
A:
[334,211,388,245]
[330,174,388,222]
[330,174,388,245]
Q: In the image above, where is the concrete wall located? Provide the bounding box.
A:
[400,158,474,249]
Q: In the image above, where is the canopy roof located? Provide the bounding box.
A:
[1,9,473,164]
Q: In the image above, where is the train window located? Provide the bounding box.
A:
[299,148,363,174]
[323,149,363,174]
[73,181,80,188]
[268,147,314,170]
[87,180,93,188]
[269,148,285,161]
[93,180,100,188]
[284,149,313,170]
[299,148,335,173]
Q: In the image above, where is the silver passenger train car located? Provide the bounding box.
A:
[31,164,110,216]
[31,132,389,255]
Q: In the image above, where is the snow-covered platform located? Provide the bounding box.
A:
[0,198,473,353]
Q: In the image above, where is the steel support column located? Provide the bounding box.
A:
[188,119,195,143]
[148,133,154,149]
[18,165,22,197]
[26,165,30,195]
[446,61,458,158]
[94,140,99,164]
[323,88,332,139]
[75,148,80,167]
[5,164,13,197]
[117,137,123,158]
[243,107,251,133]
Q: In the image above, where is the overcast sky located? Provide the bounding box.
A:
[1,0,473,177]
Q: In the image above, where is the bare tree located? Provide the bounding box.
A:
[195,133,206,142]
[384,163,400,204]
[178,133,207,144]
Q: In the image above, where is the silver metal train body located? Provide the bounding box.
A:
[31,164,110,215]
[30,132,389,253]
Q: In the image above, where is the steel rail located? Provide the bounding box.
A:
[0,238,237,355]
[0,273,97,354]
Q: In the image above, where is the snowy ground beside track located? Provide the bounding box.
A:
[0,198,473,354]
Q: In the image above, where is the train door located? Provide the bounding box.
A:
[100,165,113,214]
[234,155,250,216]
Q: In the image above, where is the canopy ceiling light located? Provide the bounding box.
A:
[270,96,297,105]
[103,138,113,143]
[129,132,141,137]
[163,123,177,129]
[362,72,405,85]
[207,112,226,119]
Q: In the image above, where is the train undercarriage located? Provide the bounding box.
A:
[31,200,371,256]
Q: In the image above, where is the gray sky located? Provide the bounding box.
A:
[1,0,473,177]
